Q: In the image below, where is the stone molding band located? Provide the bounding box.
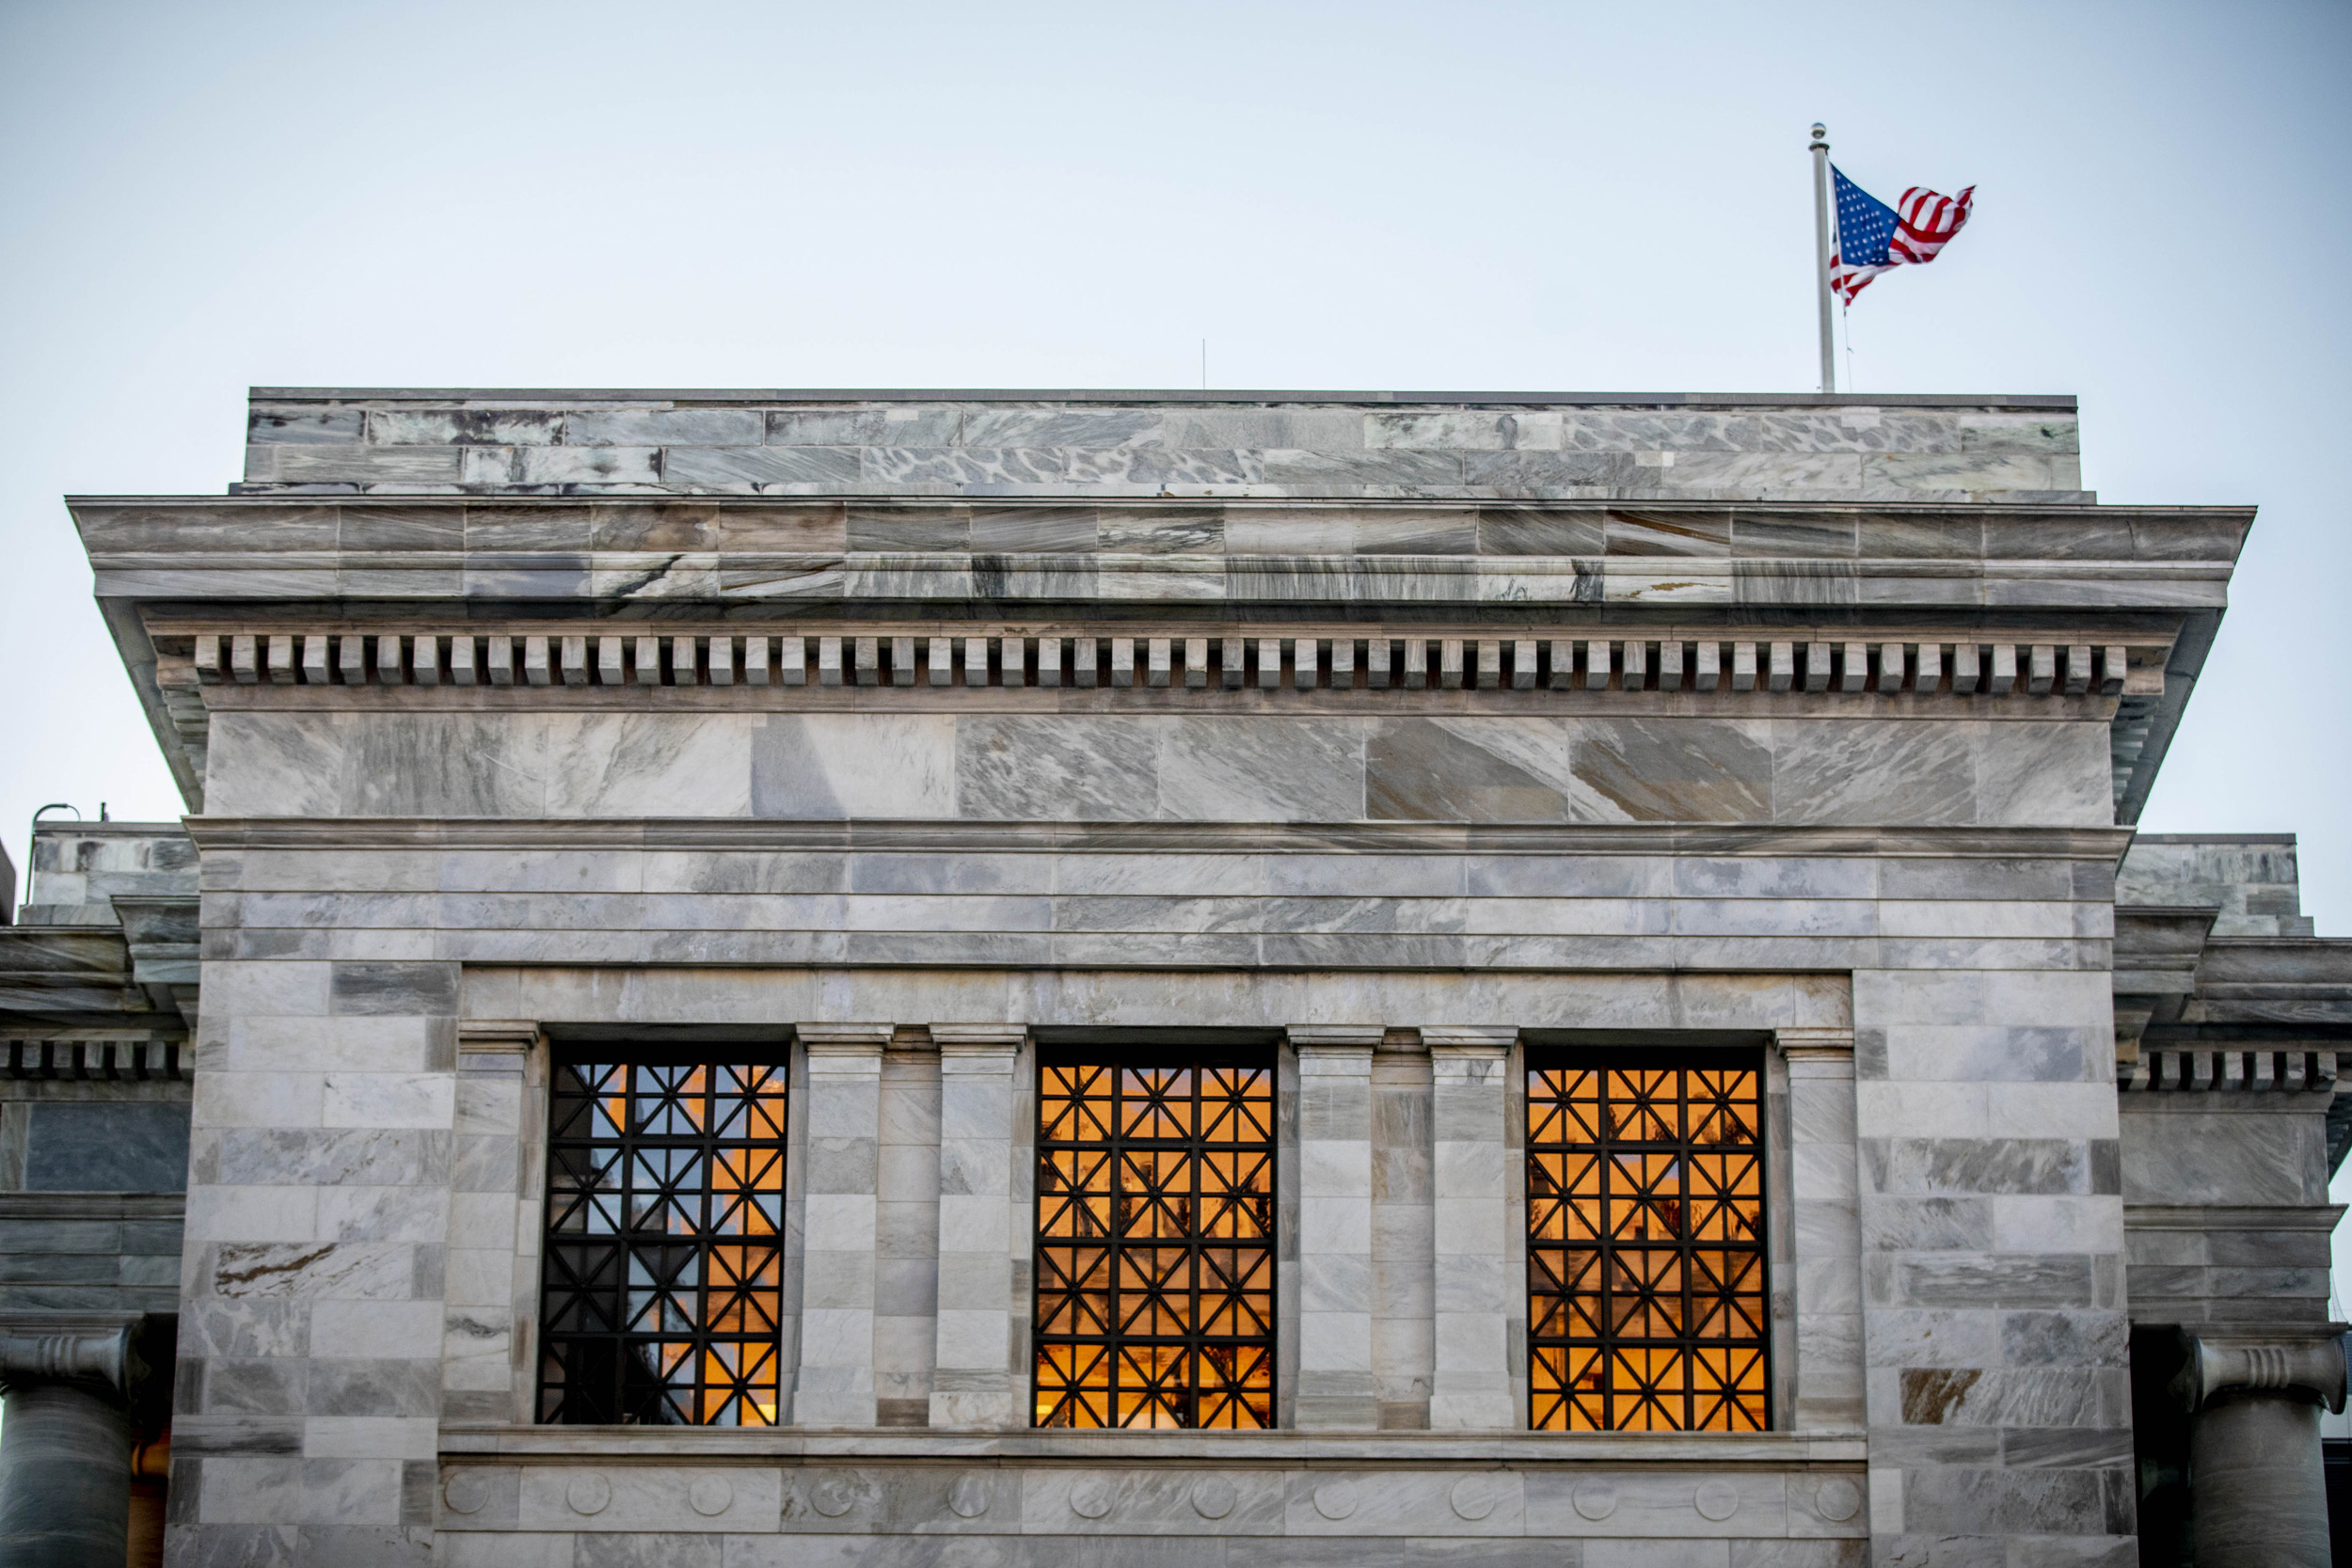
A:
[2171,1331,2349,1414]
[187,630,2153,699]
[180,816,2140,860]
[0,1195,185,1223]
[430,1426,1869,1462]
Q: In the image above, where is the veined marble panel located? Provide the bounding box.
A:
[199,708,2120,826]
[752,715,959,818]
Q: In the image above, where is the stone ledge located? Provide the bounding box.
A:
[0,1194,185,1222]
[2124,1203,2348,1231]
[182,816,2140,860]
[247,387,2077,408]
[439,1425,1869,1464]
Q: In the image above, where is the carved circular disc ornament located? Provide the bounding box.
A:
[565,1472,611,1516]
[1312,1481,1359,1520]
[948,1474,991,1519]
[1694,1481,1740,1522]
[1070,1477,1115,1519]
[1816,1477,1863,1522]
[809,1476,857,1518]
[689,1477,734,1517]
[442,1472,491,1516]
[1449,1476,1500,1521]
[1191,1477,1237,1520]
[1571,1481,1617,1521]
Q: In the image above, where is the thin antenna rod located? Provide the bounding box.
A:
[1200,339,1207,391]
[1810,122,1836,394]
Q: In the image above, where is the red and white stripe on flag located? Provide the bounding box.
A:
[1888,184,1974,264]
[1830,258,1892,305]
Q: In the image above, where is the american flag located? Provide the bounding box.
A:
[1831,166,1974,304]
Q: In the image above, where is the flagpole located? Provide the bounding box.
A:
[1810,122,1836,393]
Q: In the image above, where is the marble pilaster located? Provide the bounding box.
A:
[1423,1027,1518,1431]
[1371,1033,1436,1429]
[1288,1026,1379,1430]
[1776,1026,1864,1432]
[929,1024,1025,1431]
[874,1035,941,1427]
[794,1024,891,1429]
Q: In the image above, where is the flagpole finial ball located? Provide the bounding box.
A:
[1808,123,1828,148]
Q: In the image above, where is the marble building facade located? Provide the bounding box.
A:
[0,388,2344,1568]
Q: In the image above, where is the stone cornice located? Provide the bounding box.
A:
[85,545,2243,601]
[77,494,2240,821]
[180,816,2139,861]
[70,496,2249,578]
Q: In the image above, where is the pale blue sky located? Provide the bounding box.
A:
[1,1,2344,895]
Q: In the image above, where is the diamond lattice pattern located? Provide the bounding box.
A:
[1526,1053,1768,1432]
[539,1058,787,1425]
[1033,1055,1276,1429]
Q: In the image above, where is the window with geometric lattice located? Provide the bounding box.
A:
[1031,1047,1277,1428]
[538,1053,788,1425]
[1525,1047,1769,1432]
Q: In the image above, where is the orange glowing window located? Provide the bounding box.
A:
[539,1055,788,1425]
[1526,1050,1769,1432]
[1032,1052,1276,1429]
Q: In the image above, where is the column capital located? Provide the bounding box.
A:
[2173,1328,2349,1414]
[457,1020,539,1071]
[930,1023,1025,1059]
[1774,1026,1855,1062]
[1422,1025,1517,1061]
[798,1022,894,1058]
[458,1019,540,1047]
[0,1311,155,1404]
[1288,1024,1383,1057]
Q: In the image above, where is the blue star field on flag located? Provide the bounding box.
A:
[1829,165,1975,304]
[1834,169,1901,272]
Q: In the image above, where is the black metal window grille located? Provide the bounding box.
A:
[539,1054,787,1425]
[1526,1047,1769,1432]
[1032,1050,1276,1428]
